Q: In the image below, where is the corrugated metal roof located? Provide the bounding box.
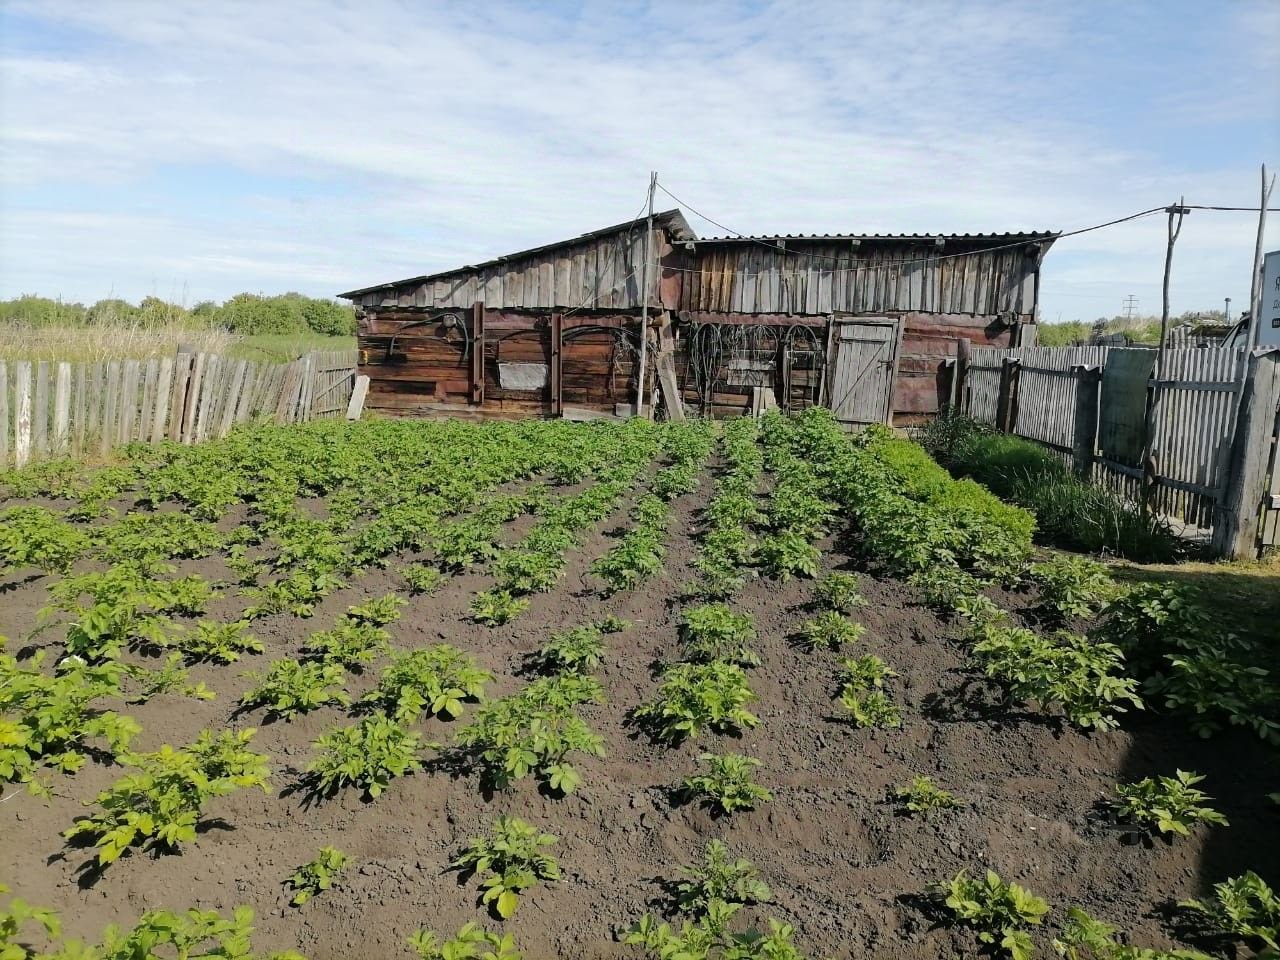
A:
[338,208,695,299]
[688,231,1056,243]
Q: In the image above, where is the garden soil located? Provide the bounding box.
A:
[3,487,1278,959]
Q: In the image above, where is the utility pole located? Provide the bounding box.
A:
[1122,294,1139,320]
[1225,296,1231,325]
[1247,164,1275,351]
[1156,198,1189,373]
[635,171,657,419]
[1142,198,1189,516]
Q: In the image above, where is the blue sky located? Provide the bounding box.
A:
[0,0,1276,324]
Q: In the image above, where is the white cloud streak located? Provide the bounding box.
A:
[0,0,1276,320]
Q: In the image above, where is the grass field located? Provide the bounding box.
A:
[0,411,1275,960]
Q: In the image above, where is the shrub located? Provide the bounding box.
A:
[307,715,423,799]
[681,753,772,814]
[453,816,559,919]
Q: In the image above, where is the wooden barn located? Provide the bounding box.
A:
[339,209,1054,426]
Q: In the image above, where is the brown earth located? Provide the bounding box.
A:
[2,484,1279,959]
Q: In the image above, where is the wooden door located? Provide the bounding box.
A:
[827,318,901,429]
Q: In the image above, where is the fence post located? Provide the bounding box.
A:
[14,361,31,468]
[1212,349,1280,559]
[954,337,970,414]
[1070,365,1102,480]
[470,301,485,406]
[995,356,1021,432]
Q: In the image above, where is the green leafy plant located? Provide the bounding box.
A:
[940,869,1050,960]
[453,816,560,919]
[433,519,502,571]
[457,674,604,794]
[894,776,963,817]
[682,753,772,814]
[679,604,759,667]
[755,531,820,581]
[307,714,423,799]
[175,619,264,664]
[797,611,865,651]
[493,549,566,595]
[345,593,406,627]
[674,840,772,915]
[812,572,866,613]
[625,900,804,960]
[1178,872,1279,950]
[533,623,607,675]
[241,659,349,719]
[409,923,522,960]
[364,645,492,721]
[1030,555,1115,621]
[401,563,445,595]
[1110,770,1228,838]
[634,661,759,742]
[302,619,390,670]
[470,589,530,626]
[64,729,269,865]
[287,846,350,906]
[0,505,91,573]
[126,652,215,703]
[1053,907,1212,960]
[836,655,901,729]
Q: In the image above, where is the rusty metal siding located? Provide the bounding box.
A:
[676,239,1043,317]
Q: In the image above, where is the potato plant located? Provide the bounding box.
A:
[307,714,423,799]
[410,923,521,960]
[681,753,772,815]
[796,611,865,652]
[836,655,901,729]
[939,869,1049,960]
[674,840,772,915]
[363,645,491,721]
[634,661,759,743]
[65,729,269,865]
[302,618,390,670]
[531,621,625,675]
[1178,872,1279,951]
[287,846,349,906]
[401,563,445,595]
[453,816,560,919]
[0,505,91,574]
[1028,554,1115,621]
[174,619,264,664]
[811,572,866,613]
[626,901,804,960]
[679,604,759,667]
[1054,907,1214,960]
[894,776,963,817]
[470,588,530,626]
[1111,770,1228,838]
[241,660,349,720]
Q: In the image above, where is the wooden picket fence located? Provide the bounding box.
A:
[962,344,1280,558]
[0,349,358,468]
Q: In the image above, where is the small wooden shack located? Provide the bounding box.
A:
[339,209,1054,426]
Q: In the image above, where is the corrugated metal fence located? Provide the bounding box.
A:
[964,344,1280,555]
[0,349,357,468]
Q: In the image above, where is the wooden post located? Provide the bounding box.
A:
[995,356,1021,433]
[152,358,173,443]
[655,311,685,421]
[954,337,971,414]
[635,171,657,419]
[1212,349,1280,558]
[1070,365,1102,480]
[1247,165,1275,350]
[470,301,485,405]
[33,362,48,458]
[549,311,563,418]
[346,374,370,420]
[0,363,9,467]
[14,361,32,468]
[53,362,70,453]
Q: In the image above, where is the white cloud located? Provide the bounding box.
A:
[0,0,1276,320]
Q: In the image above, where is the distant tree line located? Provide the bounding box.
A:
[1037,309,1232,347]
[0,293,357,337]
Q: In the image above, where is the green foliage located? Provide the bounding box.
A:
[1178,872,1280,951]
[470,589,530,626]
[940,869,1050,960]
[288,846,350,906]
[365,645,491,722]
[812,572,865,613]
[216,292,357,336]
[457,674,604,794]
[1054,907,1212,960]
[634,661,759,743]
[64,729,269,865]
[796,611,865,651]
[0,882,61,953]
[307,714,423,799]
[894,776,963,817]
[302,619,389,670]
[493,549,565,595]
[755,531,821,581]
[241,659,349,719]
[1111,770,1228,838]
[344,593,406,627]
[174,619,264,664]
[625,900,807,960]
[533,623,607,675]
[243,570,347,620]
[836,655,901,729]
[126,652,216,703]
[1029,555,1115,621]
[0,505,91,573]
[94,511,223,565]
[682,753,772,814]
[674,840,772,915]
[410,923,522,960]
[972,624,1142,731]
[433,519,502,571]
[680,604,759,667]
[0,652,139,794]
[453,816,560,919]
[401,563,445,595]
[592,494,671,595]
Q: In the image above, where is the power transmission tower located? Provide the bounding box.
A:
[1122,295,1139,319]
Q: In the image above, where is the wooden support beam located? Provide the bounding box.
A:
[470,301,485,405]
[654,311,684,421]
[1212,349,1280,558]
[549,311,563,418]
[346,374,370,420]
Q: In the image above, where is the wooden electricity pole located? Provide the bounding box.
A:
[635,171,657,419]
[1247,164,1275,350]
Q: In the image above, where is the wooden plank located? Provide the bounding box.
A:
[0,364,8,467]
[219,360,248,437]
[346,374,370,419]
[169,354,192,442]
[234,363,259,422]
[53,362,71,453]
[100,361,121,456]
[14,361,32,468]
[1212,351,1280,557]
[152,358,173,443]
[32,361,48,458]
[182,353,205,443]
[274,359,301,424]
[138,359,157,442]
[72,364,86,456]
[118,359,140,444]
[470,302,485,405]
[549,312,563,417]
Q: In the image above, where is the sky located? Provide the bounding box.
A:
[0,0,1277,325]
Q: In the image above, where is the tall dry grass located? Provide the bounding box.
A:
[0,320,236,363]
